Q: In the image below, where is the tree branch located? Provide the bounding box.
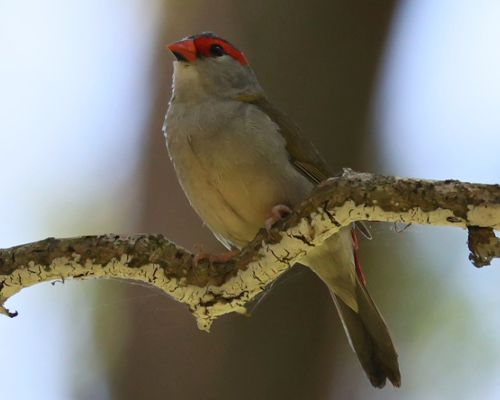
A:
[1,169,498,330]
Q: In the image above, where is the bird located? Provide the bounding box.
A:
[163,32,400,388]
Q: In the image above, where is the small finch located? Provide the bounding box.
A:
[163,32,400,388]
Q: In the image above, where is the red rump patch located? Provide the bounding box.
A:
[351,229,367,286]
[194,36,249,65]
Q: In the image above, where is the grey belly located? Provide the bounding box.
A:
[170,135,313,248]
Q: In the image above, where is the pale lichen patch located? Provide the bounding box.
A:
[467,205,500,230]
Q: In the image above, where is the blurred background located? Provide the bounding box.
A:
[1,0,499,399]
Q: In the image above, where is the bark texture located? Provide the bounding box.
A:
[1,170,498,330]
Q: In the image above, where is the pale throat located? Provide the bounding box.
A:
[172,62,207,102]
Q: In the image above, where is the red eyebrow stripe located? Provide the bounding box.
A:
[194,36,248,65]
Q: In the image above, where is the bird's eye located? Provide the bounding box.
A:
[210,44,226,57]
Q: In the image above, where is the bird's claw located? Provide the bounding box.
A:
[265,204,293,232]
[193,244,239,266]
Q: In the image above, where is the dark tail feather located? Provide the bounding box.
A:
[330,278,401,388]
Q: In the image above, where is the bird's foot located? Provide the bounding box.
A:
[193,244,239,266]
[316,178,331,189]
[265,204,293,232]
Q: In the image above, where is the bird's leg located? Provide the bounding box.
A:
[265,204,293,232]
[192,243,239,266]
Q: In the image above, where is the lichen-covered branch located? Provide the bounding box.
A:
[0,169,498,330]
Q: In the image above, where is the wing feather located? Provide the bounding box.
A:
[237,94,331,184]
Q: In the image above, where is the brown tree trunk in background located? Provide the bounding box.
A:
[111,2,397,399]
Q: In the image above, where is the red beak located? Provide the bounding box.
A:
[167,39,197,62]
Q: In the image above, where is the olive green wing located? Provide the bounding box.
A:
[238,94,372,240]
[238,94,332,184]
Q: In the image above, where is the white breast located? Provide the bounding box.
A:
[164,98,313,248]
